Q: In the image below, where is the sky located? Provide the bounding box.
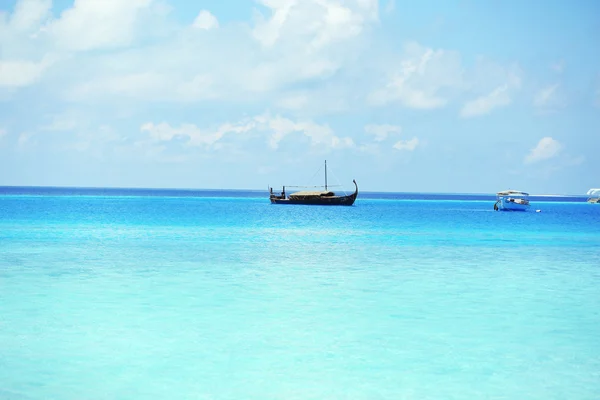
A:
[0,0,599,194]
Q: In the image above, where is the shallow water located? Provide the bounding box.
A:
[1,190,599,399]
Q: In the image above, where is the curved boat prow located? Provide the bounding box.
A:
[349,179,358,205]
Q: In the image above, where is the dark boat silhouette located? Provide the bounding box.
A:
[269,161,358,206]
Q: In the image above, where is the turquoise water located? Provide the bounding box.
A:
[1,190,599,399]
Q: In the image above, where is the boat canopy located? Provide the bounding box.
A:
[497,190,529,196]
[289,190,335,200]
[587,188,600,197]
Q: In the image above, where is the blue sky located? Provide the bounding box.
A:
[0,0,598,194]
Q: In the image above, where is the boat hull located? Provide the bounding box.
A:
[498,198,530,211]
[270,193,357,206]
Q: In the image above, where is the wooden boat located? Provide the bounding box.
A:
[269,161,358,206]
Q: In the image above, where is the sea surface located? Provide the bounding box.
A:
[1,187,599,399]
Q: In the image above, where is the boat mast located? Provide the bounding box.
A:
[325,160,327,191]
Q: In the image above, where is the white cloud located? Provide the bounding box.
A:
[356,0,379,19]
[255,114,354,149]
[252,0,376,50]
[393,137,419,151]
[0,57,54,87]
[193,10,219,30]
[534,84,559,107]
[524,152,585,180]
[468,58,522,90]
[0,0,525,128]
[274,86,352,116]
[384,0,395,14]
[460,84,510,118]
[365,124,401,142]
[27,0,377,107]
[140,120,255,148]
[47,0,154,51]
[140,114,354,151]
[0,0,162,91]
[0,1,54,89]
[533,83,565,113]
[459,59,521,118]
[277,93,309,110]
[524,137,562,164]
[242,58,339,94]
[7,0,52,33]
[67,72,215,102]
[369,42,463,109]
[2,0,523,128]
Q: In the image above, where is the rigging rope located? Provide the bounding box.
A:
[327,164,349,196]
[286,185,342,188]
[272,161,350,192]
[304,163,324,188]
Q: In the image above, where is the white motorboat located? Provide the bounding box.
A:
[494,190,530,211]
[587,188,600,204]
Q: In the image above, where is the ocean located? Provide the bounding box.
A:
[1,187,599,399]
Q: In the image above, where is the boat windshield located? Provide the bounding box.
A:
[587,188,600,197]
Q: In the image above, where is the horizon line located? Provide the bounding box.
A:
[0,185,588,197]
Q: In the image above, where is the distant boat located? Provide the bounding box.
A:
[587,188,600,204]
[494,190,530,211]
[269,161,358,206]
